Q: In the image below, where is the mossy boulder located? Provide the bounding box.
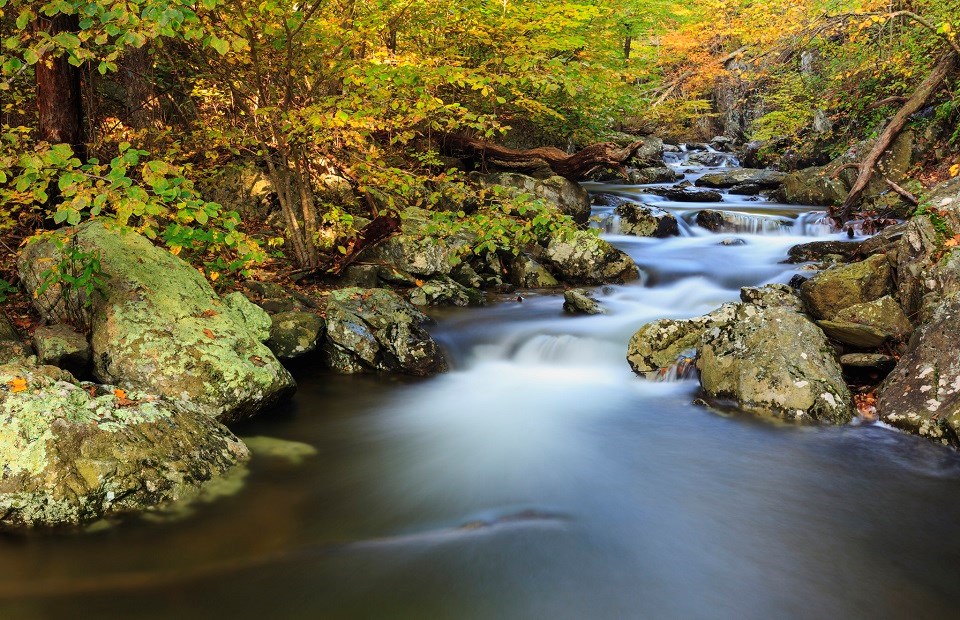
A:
[267,311,325,360]
[697,305,854,423]
[361,207,466,278]
[799,254,891,320]
[322,287,446,376]
[0,362,249,529]
[780,166,848,206]
[878,294,960,445]
[627,304,739,375]
[541,231,640,285]
[627,167,683,185]
[32,324,90,376]
[476,173,591,225]
[18,221,295,424]
[615,203,680,238]
[817,296,912,348]
[509,254,560,288]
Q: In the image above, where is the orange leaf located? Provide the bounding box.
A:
[8,377,27,393]
[113,388,127,400]
[203,328,216,339]
[415,279,424,287]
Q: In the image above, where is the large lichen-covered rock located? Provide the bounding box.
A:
[893,216,939,319]
[694,169,786,189]
[408,276,485,307]
[323,287,447,376]
[799,254,891,320]
[475,172,591,225]
[266,311,325,360]
[222,291,272,342]
[32,324,90,376]
[780,166,848,206]
[627,304,739,375]
[541,231,640,285]
[18,222,295,423]
[739,283,805,311]
[615,203,680,238]
[817,296,912,348]
[0,362,249,529]
[697,305,854,423]
[361,207,466,278]
[878,294,960,445]
[508,254,560,288]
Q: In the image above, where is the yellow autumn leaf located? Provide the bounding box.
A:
[209,271,220,282]
[170,246,182,256]
[950,163,960,177]
[9,377,27,393]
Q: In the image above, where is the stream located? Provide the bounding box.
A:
[5,149,960,619]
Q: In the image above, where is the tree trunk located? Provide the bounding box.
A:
[121,46,160,130]
[444,134,649,181]
[35,14,85,158]
[838,53,956,219]
[623,36,632,60]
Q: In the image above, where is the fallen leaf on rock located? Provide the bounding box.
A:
[203,328,216,339]
[9,377,27,393]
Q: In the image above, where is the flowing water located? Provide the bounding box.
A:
[5,149,960,619]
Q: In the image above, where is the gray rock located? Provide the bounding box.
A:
[0,361,249,529]
[323,288,446,376]
[267,311,325,359]
[628,167,684,185]
[541,231,640,285]
[878,294,960,445]
[695,169,786,189]
[32,324,90,375]
[799,254,891,320]
[563,289,607,315]
[687,152,729,167]
[476,173,591,225]
[627,304,739,375]
[839,353,896,371]
[787,241,861,264]
[615,203,680,237]
[780,166,848,206]
[697,305,854,423]
[739,283,804,311]
[644,187,723,203]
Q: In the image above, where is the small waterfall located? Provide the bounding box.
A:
[652,354,698,382]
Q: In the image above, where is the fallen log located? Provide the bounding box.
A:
[837,53,956,219]
[444,133,649,181]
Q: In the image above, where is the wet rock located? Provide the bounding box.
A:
[644,187,723,203]
[18,222,295,424]
[739,283,804,311]
[695,209,789,234]
[719,238,747,246]
[694,169,786,189]
[541,231,640,285]
[728,182,764,196]
[779,166,848,206]
[408,276,485,307]
[0,361,249,529]
[799,254,891,319]
[817,296,912,348]
[267,311,325,360]
[451,262,484,290]
[697,305,854,424]
[563,289,607,315]
[627,304,739,375]
[241,436,318,465]
[786,240,862,264]
[509,254,560,289]
[32,324,90,376]
[615,203,680,238]
[322,287,447,376]
[878,294,960,445]
[628,167,683,185]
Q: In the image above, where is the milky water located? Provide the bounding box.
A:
[4,150,960,619]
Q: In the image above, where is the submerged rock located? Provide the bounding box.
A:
[799,254,891,320]
[563,289,607,315]
[697,306,854,424]
[0,362,249,529]
[878,294,960,445]
[18,222,295,423]
[615,203,680,238]
[541,231,640,285]
[323,287,447,376]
